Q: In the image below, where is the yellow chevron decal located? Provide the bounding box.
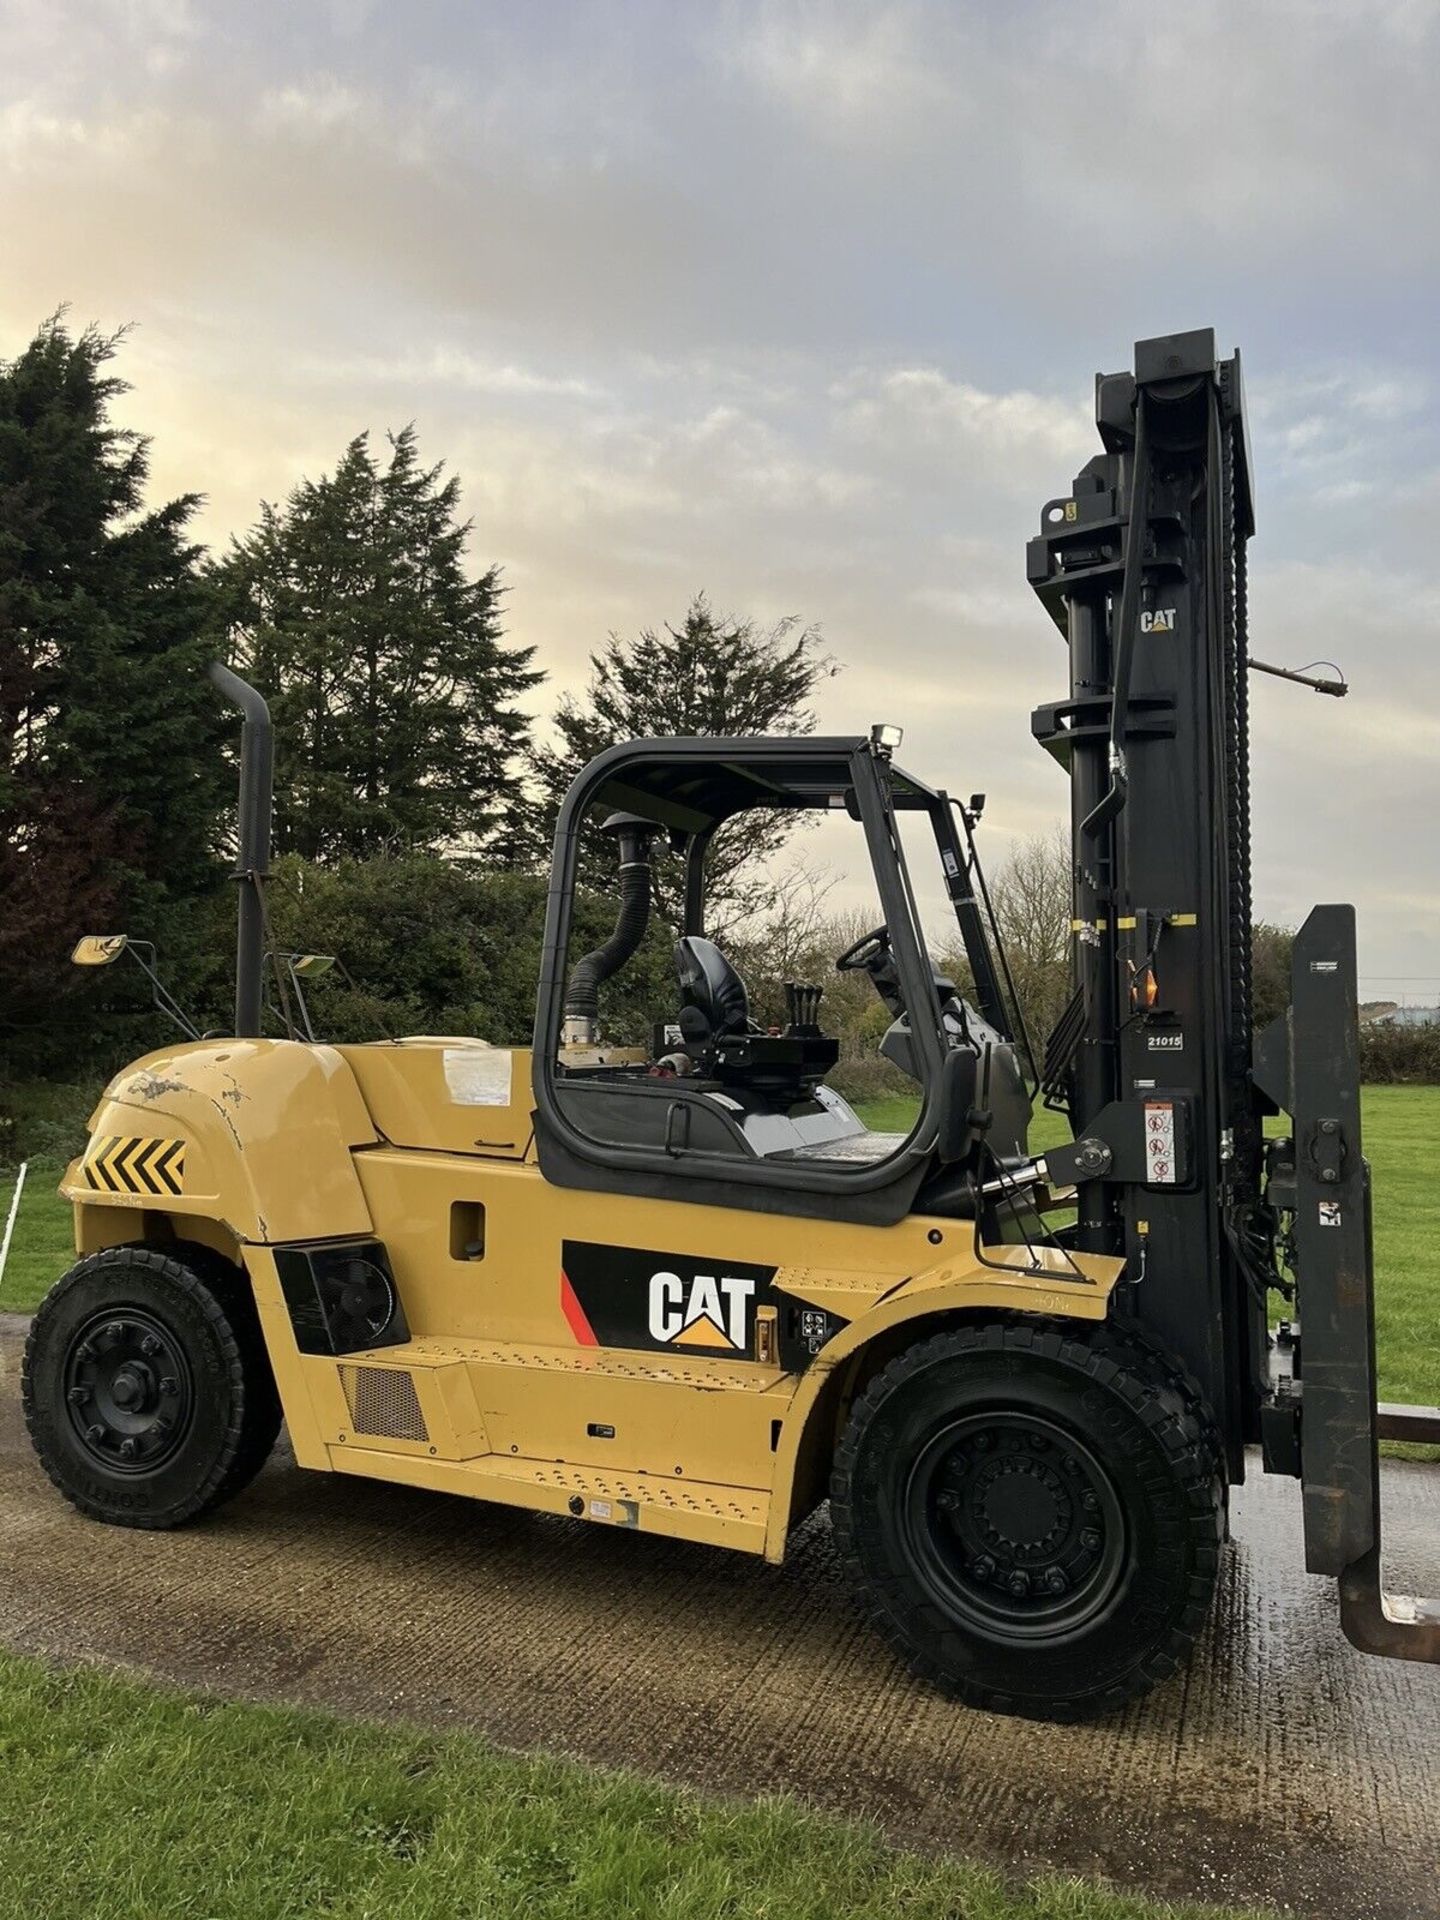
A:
[84,1135,186,1198]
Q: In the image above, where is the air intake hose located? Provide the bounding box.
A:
[563,813,657,1038]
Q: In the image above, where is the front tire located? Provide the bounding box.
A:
[831,1319,1222,1720]
[22,1245,281,1529]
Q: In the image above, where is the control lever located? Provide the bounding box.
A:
[784,982,824,1034]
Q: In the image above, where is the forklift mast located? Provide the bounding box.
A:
[1029,329,1261,1478]
[1029,329,1438,1662]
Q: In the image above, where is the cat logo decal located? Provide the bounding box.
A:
[647,1270,755,1350]
[560,1239,775,1357]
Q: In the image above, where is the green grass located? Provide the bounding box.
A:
[0,1649,1264,1920]
[856,1094,1072,1158]
[1362,1087,1439,1408]
[0,1160,74,1314]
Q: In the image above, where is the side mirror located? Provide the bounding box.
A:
[72,934,130,967]
[69,934,200,1040]
[936,1046,991,1164]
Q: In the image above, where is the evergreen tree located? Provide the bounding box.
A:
[216,428,540,862]
[0,315,226,1078]
[528,596,833,933]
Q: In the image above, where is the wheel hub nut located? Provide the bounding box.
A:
[1006,1570,1030,1598]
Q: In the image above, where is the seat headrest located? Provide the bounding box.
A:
[674,936,750,1039]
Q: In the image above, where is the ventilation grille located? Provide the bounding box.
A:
[341,1365,428,1442]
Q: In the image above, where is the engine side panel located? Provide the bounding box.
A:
[63,1039,378,1246]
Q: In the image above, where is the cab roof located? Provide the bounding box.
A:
[584,735,938,835]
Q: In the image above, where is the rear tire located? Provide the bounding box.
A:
[831,1319,1222,1720]
[22,1245,281,1530]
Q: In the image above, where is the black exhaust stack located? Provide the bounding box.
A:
[208,662,273,1039]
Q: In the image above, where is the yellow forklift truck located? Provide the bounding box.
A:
[22,330,1438,1720]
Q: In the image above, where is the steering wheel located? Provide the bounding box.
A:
[835,924,891,973]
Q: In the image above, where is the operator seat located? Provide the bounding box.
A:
[674,936,751,1041]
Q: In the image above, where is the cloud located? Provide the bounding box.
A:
[835,367,1094,481]
[256,78,366,136]
[1,0,1438,974]
[728,3,951,129]
[0,98,155,166]
[726,0,1440,268]
[301,345,603,401]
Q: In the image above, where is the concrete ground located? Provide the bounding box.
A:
[1,1315,1436,1919]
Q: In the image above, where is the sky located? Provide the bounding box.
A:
[3,0,1439,996]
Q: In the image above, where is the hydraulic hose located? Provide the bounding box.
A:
[1082,390,1150,839]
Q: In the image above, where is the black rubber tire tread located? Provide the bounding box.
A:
[21,1245,282,1531]
[167,1242,284,1496]
[831,1317,1223,1722]
[1103,1314,1227,1489]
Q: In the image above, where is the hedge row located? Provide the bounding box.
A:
[1359,1021,1440,1084]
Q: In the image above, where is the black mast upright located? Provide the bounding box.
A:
[1028,330,1261,1474]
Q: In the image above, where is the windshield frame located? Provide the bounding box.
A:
[532,734,949,1201]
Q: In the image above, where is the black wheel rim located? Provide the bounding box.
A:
[901,1410,1129,1646]
[62,1308,195,1475]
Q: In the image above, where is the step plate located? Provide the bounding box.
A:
[327,1441,769,1554]
[387,1335,786,1393]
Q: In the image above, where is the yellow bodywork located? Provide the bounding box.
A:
[63,1037,1122,1563]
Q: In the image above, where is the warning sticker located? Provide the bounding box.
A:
[1143,1100,1177,1186]
[1319,1200,1342,1228]
[443,1046,513,1106]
